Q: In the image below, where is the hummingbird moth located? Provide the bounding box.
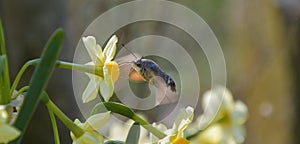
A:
[116,44,178,105]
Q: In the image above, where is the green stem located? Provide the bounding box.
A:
[10,59,103,96]
[11,86,29,100]
[10,59,40,96]
[47,107,60,144]
[132,114,166,139]
[56,61,103,76]
[41,93,84,138]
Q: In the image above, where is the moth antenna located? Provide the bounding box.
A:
[118,61,134,66]
[121,43,139,59]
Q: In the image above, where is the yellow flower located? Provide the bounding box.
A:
[0,105,20,143]
[71,112,110,144]
[189,86,248,144]
[82,35,120,103]
[152,106,194,144]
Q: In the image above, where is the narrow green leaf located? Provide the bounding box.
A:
[0,55,11,104]
[0,18,12,104]
[0,55,3,73]
[0,18,6,55]
[91,102,135,119]
[10,29,64,144]
[125,122,140,144]
[0,56,4,100]
[104,140,125,144]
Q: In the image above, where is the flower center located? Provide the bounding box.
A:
[106,61,120,82]
[172,137,190,144]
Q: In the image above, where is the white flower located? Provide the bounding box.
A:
[70,112,110,144]
[0,105,20,143]
[189,86,248,144]
[107,119,150,143]
[82,35,120,103]
[152,106,194,144]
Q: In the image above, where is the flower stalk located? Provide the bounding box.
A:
[41,93,84,138]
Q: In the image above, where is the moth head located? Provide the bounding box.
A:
[134,57,144,68]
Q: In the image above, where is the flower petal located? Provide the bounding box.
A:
[82,78,101,103]
[231,125,246,143]
[100,75,114,102]
[85,112,110,130]
[100,66,114,101]
[72,131,103,144]
[103,35,118,63]
[232,101,248,124]
[172,106,194,139]
[96,44,105,66]
[82,36,101,62]
[0,124,20,143]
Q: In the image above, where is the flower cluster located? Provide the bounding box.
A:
[188,86,248,144]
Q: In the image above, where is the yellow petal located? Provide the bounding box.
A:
[0,124,20,143]
[171,137,189,144]
[106,61,120,82]
[103,35,118,63]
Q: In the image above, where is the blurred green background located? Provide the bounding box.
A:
[0,0,299,143]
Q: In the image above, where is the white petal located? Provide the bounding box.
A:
[82,79,101,103]
[82,36,101,62]
[103,35,118,63]
[100,66,114,101]
[73,131,103,144]
[174,106,194,134]
[201,86,235,124]
[86,112,110,130]
[232,101,248,124]
[84,61,95,66]
[231,125,246,143]
[150,123,168,143]
[100,75,114,102]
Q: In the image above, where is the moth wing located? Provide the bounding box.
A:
[151,76,178,105]
[115,54,136,80]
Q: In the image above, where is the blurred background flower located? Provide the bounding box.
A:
[0,0,298,143]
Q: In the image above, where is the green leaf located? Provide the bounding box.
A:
[125,122,140,144]
[0,55,11,104]
[0,18,6,55]
[104,140,125,144]
[10,29,64,144]
[0,18,11,104]
[91,102,135,119]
